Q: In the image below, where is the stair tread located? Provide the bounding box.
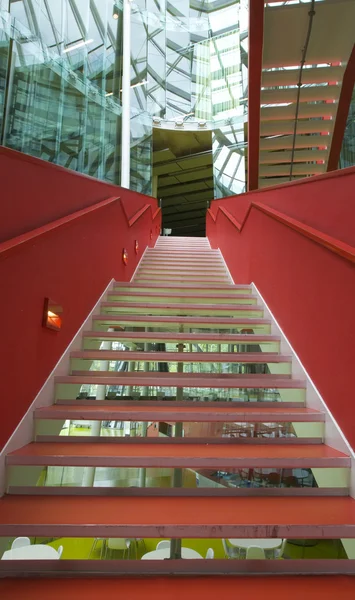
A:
[70,351,290,363]
[8,442,347,463]
[1,496,355,537]
[35,403,323,421]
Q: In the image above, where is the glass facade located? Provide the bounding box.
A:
[0,0,250,197]
[339,83,355,170]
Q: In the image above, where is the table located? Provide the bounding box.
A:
[1,544,59,560]
[292,469,309,480]
[228,538,282,551]
[141,548,202,560]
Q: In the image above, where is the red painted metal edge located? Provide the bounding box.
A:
[120,199,161,228]
[1,559,355,577]
[254,202,355,264]
[247,0,265,191]
[327,45,355,171]
[0,196,119,255]
[207,201,355,264]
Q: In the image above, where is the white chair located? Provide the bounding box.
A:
[57,545,63,559]
[11,537,31,550]
[156,540,170,550]
[206,548,214,559]
[274,539,287,559]
[222,539,239,559]
[246,546,266,559]
[107,538,131,559]
[89,538,106,559]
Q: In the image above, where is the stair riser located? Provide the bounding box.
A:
[55,375,306,391]
[70,351,290,364]
[70,361,292,375]
[35,409,323,423]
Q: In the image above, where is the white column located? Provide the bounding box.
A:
[120,0,131,188]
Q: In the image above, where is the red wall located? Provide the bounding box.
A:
[207,168,355,449]
[0,147,160,449]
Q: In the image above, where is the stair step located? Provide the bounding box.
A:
[70,350,290,364]
[92,314,271,331]
[138,267,227,274]
[7,442,348,468]
[113,282,250,291]
[58,372,305,389]
[107,292,257,303]
[100,302,264,316]
[83,331,281,344]
[1,496,355,538]
[35,402,323,422]
[134,277,231,283]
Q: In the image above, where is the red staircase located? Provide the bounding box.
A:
[1,236,355,589]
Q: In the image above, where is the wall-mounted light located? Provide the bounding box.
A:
[113,4,119,19]
[43,298,62,331]
[175,119,184,128]
[135,240,139,254]
[198,120,207,128]
[122,248,128,265]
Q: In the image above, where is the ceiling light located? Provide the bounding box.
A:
[198,120,207,128]
[113,4,119,19]
[63,39,93,53]
[175,118,184,127]
[105,92,113,97]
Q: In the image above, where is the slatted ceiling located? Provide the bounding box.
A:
[263,1,355,68]
[258,176,304,188]
[261,86,340,104]
[260,134,331,151]
[153,148,176,163]
[153,128,212,237]
[257,1,355,190]
[178,154,213,169]
[259,149,328,164]
[261,65,345,87]
[161,180,212,197]
[173,167,213,184]
[259,163,325,177]
[261,102,338,121]
[154,162,184,176]
[260,120,334,136]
